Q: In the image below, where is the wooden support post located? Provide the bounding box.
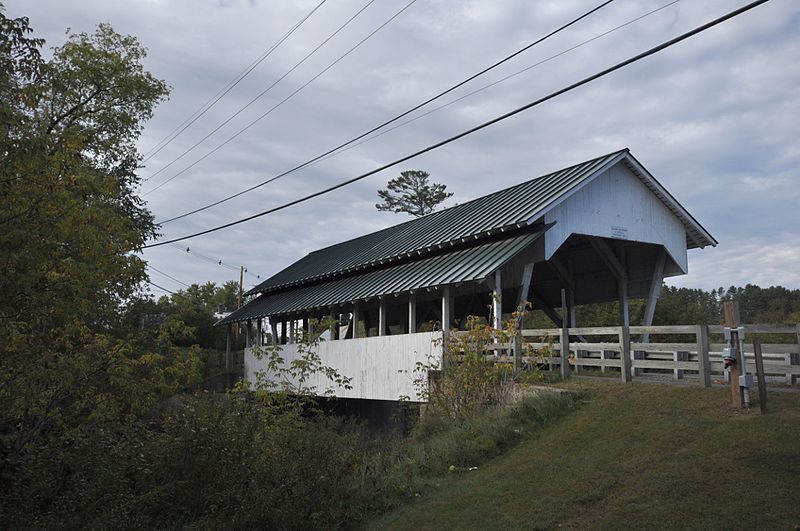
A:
[529,290,563,328]
[492,270,502,330]
[378,297,387,336]
[271,320,279,346]
[514,332,522,370]
[225,323,232,371]
[640,249,666,343]
[408,293,417,334]
[560,288,570,379]
[516,263,534,316]
[257,318,263,347]
[441,286,451,333]
[753,338,767,415]
[244,320,251,348]
[441,286,451,366]
[723,301,744,409]
[696,324,711,388]
[619,325,632,383]
[329,308,339,340]
[352,303,360,339]
[619,280,630,328]
[280,319,287,344]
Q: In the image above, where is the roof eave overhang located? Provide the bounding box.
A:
[246,220,543,297]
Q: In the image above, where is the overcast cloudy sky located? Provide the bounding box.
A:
[8,0,800,294]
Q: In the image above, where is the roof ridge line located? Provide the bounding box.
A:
[305,148,628,256]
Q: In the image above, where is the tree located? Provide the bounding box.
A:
[375,170,453,217]
[0,11,200,519]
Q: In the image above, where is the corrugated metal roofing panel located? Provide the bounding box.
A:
[248,150,627,295]
[246,149,717,297]
[219,229,545,324]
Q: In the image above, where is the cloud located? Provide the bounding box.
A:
[6,0,799,293]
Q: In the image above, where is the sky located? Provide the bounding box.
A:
[7,0,800,295]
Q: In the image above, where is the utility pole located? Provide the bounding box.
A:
[234,265,243,341]
[238,265,243,308]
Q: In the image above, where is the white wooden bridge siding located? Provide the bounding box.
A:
[244,331,442,402]
[544,163,688,274]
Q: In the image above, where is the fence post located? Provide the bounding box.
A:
[753,338,767,414]
[514,332,522,370]
[674,351,689,379]
[696,324,711,388]
[619,325,632,383]
[791,323,800,385]
[600,350,611,373]
[633,350,646,377]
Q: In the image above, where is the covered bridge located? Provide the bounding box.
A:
[218,148,716,401]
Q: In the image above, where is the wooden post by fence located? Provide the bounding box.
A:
[723,301,744,409]
[696,324,711,388]
[753,337,767,414]
[619,325,632,383]
[560,289,570,379]
[514,332,522,370]
[793,323,800,385]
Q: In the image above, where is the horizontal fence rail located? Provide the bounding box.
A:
[459,324,800,387]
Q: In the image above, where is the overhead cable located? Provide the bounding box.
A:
[143,0,771,249]
[156,0,615,221]
[167,242,262,280]
[140,0,328,166]
[142,0,410,195]
[316,0,682,164]
[147,280,176,294]
[148,264,191,288]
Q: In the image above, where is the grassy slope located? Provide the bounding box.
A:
[371,382,800,530]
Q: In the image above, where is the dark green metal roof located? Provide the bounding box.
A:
[248,149,628,296]
[219,229,546,324]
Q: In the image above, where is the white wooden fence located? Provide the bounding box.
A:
[455,324,800,387]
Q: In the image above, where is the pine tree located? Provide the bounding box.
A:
[375,170,453,217]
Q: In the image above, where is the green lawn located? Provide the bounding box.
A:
[370,381,800,530]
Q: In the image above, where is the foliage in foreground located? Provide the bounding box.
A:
[1,389,577,530]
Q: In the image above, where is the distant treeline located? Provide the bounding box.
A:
[526,284,800,328]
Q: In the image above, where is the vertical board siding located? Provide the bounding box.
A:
[544,164,688,273]
[244,331,443,402]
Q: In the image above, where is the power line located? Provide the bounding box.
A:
[143,0,376,184]
[148,264,191,288]
[168,243,262,280]
[148,280,175,294]
[141,0,418,197]
[141,0,381,191]
[159,1,682,225]
[315,0,683,164]
[143,0,771,249]
[140,0,328,166]
[156,0,616,224]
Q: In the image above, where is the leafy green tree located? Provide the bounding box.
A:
[0,10,201,519]
[376,170,453,217]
